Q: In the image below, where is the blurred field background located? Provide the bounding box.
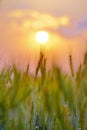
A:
[0,52,87,130]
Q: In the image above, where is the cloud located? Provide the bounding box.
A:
[0,10,87,46]
[5,10,87,39]
[1,0,87,17]
[59,17,87,37]
[29,0,87,17]
[4,10,70,30]
[0,10,87,41]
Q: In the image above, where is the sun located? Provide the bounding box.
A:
[36,31,49,44]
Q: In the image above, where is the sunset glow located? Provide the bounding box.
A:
[0,0,86,72]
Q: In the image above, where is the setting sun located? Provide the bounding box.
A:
[36,31,49,44]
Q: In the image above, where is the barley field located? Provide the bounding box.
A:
[0,52,87,130]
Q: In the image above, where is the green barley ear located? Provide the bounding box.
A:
[83,52,87,68]
[69,55,74,77]
[76,64,82,81]
[25,64,29,76]
[35,51,44,77]
[41,57,46,82]
[76,64,82,88]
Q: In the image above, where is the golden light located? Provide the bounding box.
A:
[36,31,49,44]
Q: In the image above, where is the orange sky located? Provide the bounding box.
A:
[0,1,87,73]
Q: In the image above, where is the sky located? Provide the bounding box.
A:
[0,0,87,73]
